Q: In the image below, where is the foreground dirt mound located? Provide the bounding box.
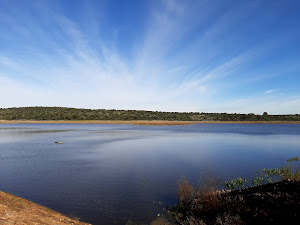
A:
[0,191,90,225]
[172,180,300,225]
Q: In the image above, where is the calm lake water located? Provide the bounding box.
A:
[0,123,300,224]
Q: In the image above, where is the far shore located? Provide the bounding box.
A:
[1,120,300,126]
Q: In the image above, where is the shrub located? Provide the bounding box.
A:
[225,177,247,190]
[216,213,245,225]
[225,156,299,190]
[177,176,194,204]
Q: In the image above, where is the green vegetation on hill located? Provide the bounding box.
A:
[0,107,299,121]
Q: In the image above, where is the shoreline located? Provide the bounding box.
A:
[0,120,300,126]
[0,190,172,225]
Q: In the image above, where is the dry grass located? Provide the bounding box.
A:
[282,168,300,181]
[177,177,194,204]
[216,213,245,225]
[292,171,300,181]
[0,191,90,225]
[174,158,300,224]
[193,173,223,214]
[175,175,225,224]
[280,158,300,182]
[186,217,207,225]
[172,179,300,225]
[177,174,223,208]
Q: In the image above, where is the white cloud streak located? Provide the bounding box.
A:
[0,0,299,114]
[265,90,274,94]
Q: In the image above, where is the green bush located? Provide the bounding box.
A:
[225,156,299,190]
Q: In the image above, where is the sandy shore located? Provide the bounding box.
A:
[0,120,300,126]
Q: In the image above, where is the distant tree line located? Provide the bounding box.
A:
[0,107,299,121]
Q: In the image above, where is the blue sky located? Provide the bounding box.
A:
[0,0,300,114]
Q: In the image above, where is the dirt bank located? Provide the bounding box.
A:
[0,191,90,225]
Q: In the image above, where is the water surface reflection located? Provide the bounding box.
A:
[0,123,299,224]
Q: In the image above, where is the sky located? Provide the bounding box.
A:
[0,0,300,114]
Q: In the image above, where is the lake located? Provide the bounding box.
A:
[0,123,300,224]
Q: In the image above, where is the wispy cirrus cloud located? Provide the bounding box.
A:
[0,0,300,114]
[265,90,274,94]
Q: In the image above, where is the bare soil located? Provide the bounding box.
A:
[0,191,90,225]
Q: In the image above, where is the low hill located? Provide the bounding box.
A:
[0,107,299,121]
